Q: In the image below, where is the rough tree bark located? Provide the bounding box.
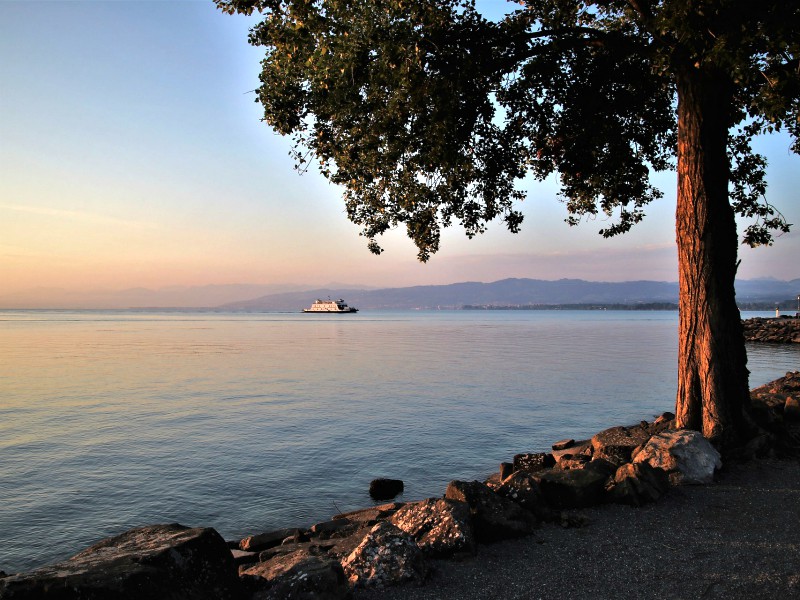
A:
[674,66,755,451]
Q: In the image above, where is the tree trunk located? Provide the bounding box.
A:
[674,67,754,452]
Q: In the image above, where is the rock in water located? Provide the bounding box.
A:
[341,522,427,589]
[369,478,404,500]
[389,498,475,557]
[634,429,722,484]
[0,524,240,600]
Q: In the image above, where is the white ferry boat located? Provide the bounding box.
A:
[303,298,359,313]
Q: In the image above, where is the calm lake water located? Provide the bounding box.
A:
[1,309,798,573]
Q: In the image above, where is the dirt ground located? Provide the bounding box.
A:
[355,458,800,600]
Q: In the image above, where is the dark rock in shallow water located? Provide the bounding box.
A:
[390,498,475,557]
[445,480,538,542]
[369,478,404,500]
[0,523,240,600]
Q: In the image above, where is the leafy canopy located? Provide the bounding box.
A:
[217,0,799,260]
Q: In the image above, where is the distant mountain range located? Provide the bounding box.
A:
[0,283,374,309]
[220,277,800,311]
[3,277,797,310]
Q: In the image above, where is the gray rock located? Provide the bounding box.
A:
[584,457,619,478]
[555,453,590,470]
[535,468,609,509]
[634,429,722,484]
[495,471,554,521]
[310,519,354,537]
[333,503,403,524]
[231,548,260,567]
[323,528,375,562]
[241,528,304,552]
[552,438,576,451]
[0,523,240,600]
[242,550,350,600]
[484,472,502,490]
[257,541,335,564]
[444,480,538,542]
[591,425,652,464]
[499,462,515,480]
[389,498,475,557]
[341,522,427,589]
[512,452,556,473]
[606,462,670,506]
[653,412,676,428]
[551,439,592,462]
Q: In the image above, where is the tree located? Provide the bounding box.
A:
[217,0,799,452]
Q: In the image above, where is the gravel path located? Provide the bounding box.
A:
[355,458,800,600]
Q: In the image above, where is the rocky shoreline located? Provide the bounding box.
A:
[743,316,800,343]
[2,372,800,600]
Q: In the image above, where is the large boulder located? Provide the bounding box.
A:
[389,498,475,557]
[241,550,350,600]
[634,429,722,484]
[0,524,241,600]
[535,468,609,509]
[444,480,537,542]
[341,522,427,589]
[606,462,670,506]
[591,425,652,464]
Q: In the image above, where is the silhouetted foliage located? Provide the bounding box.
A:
[218,0,796,259]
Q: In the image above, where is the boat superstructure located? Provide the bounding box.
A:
[303,298,359,313]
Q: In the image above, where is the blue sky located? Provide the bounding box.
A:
[1,0,798,302]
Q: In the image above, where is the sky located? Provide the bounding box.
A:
[1,0,799,305]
